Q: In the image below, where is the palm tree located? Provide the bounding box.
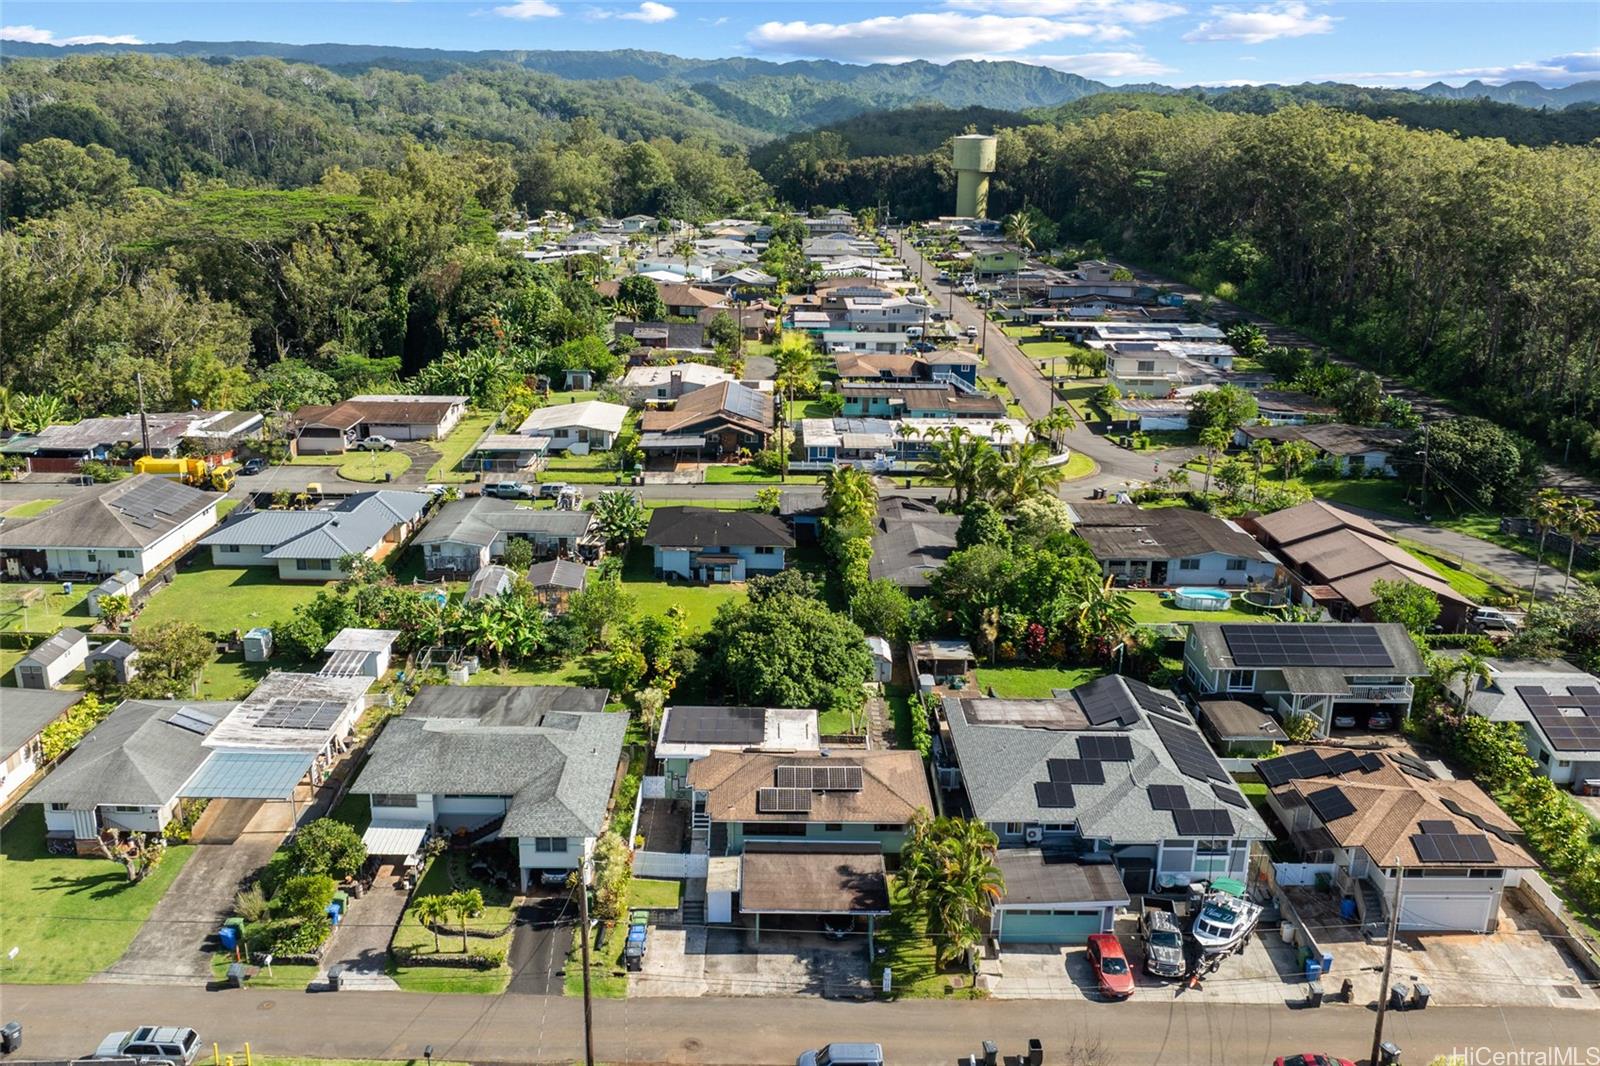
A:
[1031,407,1075,450]
[1072,575,1136,659]
[1002,211,1034,310]
[1558,497,1599,596]
[1247,438,1276,503]
[823,465,878,528]
[1198,425,1231,497]
[415,894,451,952]
[1526,488,1567,608]
[771,332,820,483]
[897,811,1004,968]
[671,238,695,281]
[992,440,1066,509]
[1277,439,1315,482]
[920,425,999,510]
[451,888,484,954]
[1446,652,1494,716]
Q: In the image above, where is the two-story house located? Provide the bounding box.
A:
[654,705,820,798]
[638,381,774,462]
[1183,622,1426,737]
[643,506,793,583]
[837,383,1006,420]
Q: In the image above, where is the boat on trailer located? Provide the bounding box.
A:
[1189,877,1263,956]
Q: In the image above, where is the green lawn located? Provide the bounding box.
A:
[1399,538,1518,602]
[785,398,835,422]
[1000,324,1099,365]
[0,806,196,984]
[871,879,984,999]
[1057,451,1096,481]
[389,854,514,995]
[337,450,412,483]
[0,581,91,634]
[702,465,823,485]
[974,665,1103,697]
[210,951,321,990]
[563,918,629,999]
[630,878,682,909]
[194,650,301,700]
[1435,513,1600,589]
[467,655,600,688]
[1126,590,1264,624]
[217,498,242,519]
[621,547,744,633]
[136,560,334,636]
[426,412,499,483]
[3,497,59,518]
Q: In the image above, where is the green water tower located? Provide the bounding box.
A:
[952,134,997,219]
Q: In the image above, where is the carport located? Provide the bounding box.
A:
[738,842,890,952]
[990,850,1128,946]
[362,821,428,860]
[179,750,315,817]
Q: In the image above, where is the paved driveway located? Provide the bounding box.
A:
[92,805,286,985]
[508,895,576,996]
[630,926,870,998]
[317,873,414,989]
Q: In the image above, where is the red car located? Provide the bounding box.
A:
[1086,933,1134,999]
[1274,1056,1356,1066]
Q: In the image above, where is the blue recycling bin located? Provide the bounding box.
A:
[1321,951,1334,974]
[1303,956,1321,981]
[218,925,239,951]
[1340,896,1358,921]
[327,902,342,926]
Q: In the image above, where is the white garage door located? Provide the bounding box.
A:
[1400,893,1493,933]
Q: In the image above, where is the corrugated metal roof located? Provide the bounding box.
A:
[180,750,314,799]
[363,821,428,856]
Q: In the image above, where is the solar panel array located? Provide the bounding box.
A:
[117,477,201,529]
[1516,684,1600,752]
[756,787,814,813]
[1322,750,1363,776]
[1034,781,1077,809]
[1047,758,1106,785]
[1076,735,1134,762]
[723,383,768,422]
[775,764,864,792]
[254,699,344,731]
[1418,819,1457,835]
[1147,716,1229,783]
[1212,782,1248,808]
[167,707,220,736]
[1173,808,1234,837]
[1306,786,1356,823]
[1147,784,1189,811]
[662,706,765,745]
[1258,748,1362,787]
[1411,832,1495,864]
[1219,624,1393,669]
[1075,684,1141,727]
[1127,679,1189,722]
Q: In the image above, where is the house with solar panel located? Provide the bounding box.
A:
[653,705,819,797]
[1182,623,1426,738]
[1255,747,1537,933]
[939,676,1272,931]
[0,474,220,580]
[637,381,774,463]
[1453,658,1600,789]
[199,489,433,580]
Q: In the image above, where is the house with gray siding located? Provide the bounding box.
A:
[941,675,1272,902]
[0,475,219,580]
[643,506,793,583]
[348,685,621,891]
[1073,503,1280,589]
[1455,659,1600,789]
[200,490,433,580]
[414,497,596,576]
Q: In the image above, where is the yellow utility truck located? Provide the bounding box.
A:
[133,456,238,492]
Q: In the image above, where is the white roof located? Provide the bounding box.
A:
[622,363,733,390]
[323,628,400,654]
[517,401,629,437]
[363,821,428,857]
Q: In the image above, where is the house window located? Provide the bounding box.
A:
[1226,559,1248,571]
[1538,750,1550,765]
[373,794,417,808]
[577,429,590,444]
[1226,669,1255,692]
[111,805,143,813]
[1195,840,1229,856]
[823,823,843,832]
[872,823,901,831]
[49,802,68,811]
[754,546,775,555]
[534,837,569,853]
[1003,822,1024,836]
[1137,360,1157,373]
[296,558,333,571]
[1178,558,1200,571]
[221,544,240,554]
[117,550,135,558]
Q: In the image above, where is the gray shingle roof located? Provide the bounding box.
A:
[350,686,624,839]
[415,497,594,549]
[201,491,431,559]
[1,689,84,755]
[869,500,960,589]
[1073,504,1276,564]
[643,507,794,549]
[28,699,236,808]
[21,628,88,669]
[943,676,1271,844]
[0,475,217,551]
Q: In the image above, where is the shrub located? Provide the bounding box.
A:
[471,945,508,969]
[1282,712,1319,743]
[285,817,368,880]
[274,873,337,921]
[266,915,332,955]
[750,449,784,475]
[234,885,271,923]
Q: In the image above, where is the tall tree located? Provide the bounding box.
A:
[771,332,819,482]
[898,812,1004,968]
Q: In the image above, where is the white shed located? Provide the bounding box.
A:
[87,570,141,619]
[243,627,274,662]
[14,628,89,689]
[321,627,401,679]
[866,636,894,684]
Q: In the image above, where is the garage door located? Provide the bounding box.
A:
[997,909,1104,945]
[1400,893,1493,933]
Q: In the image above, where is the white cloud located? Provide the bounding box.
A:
[1183,2,1335,44]
[618,2,677,21]
[492,1,561,18]
[1322,49,1600,88]
[747,12,1102,63]
[1094,24,1135,42]
[1029,50,1178,77]
[1,24,143,45]
[947,1,1187,25]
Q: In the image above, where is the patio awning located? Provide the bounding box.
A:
[179,750,315,800]
[363,821,428,856]
[739,842,889,915]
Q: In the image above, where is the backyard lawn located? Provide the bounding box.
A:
[1126,590,1264,624]
[426,412,498,483]
[193,650,302,700]
[2,497,59,518]
[135,560,334,635]
[621,547,744,633]
[0,581,91,634]
[629,878,682,909]
[973,664,1103,698]
[0,806,195,984]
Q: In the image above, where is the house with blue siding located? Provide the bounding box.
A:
[1073,503,1281,589]
[838,383,1005,420]
[643,506,793,583]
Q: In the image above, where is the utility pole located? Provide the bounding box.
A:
[1418,423,1430,516]
[578,856,595,1066]
[135,370,151,458]
[1370,860,1405,1066]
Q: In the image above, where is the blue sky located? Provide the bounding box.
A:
[3,1,1596,87]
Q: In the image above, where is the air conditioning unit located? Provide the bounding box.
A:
[1024,827,1044,844]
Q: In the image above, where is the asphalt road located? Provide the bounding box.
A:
[3,981,1596,1065]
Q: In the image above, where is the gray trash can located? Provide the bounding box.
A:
[327,963,345,991]
[1305,979,1323,1007]
[981,1041,998,1066]
[1379,1042,1402,1066]
[1389,983,1410,1011]
[226,962,247,988]
[1,1021,22,1054]
[1412,981,1431,1009]
[1026,1039,1043,1066]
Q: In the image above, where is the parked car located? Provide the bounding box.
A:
[1471,607,1523,632]
[963,325,979,339]
[905,326,924,339]
[796,1044,884,1066]
[239,457,267,476]
[1086,933,1134,999]
[1368,710,1395,731]
[1332,711,1359,730]
[355,435,395,451]
[93,1027,200,1065]
[936,272,952,283]
[537,482,571,499]
[487,481,536,499]
[930,310,947,322]
[1274,1056,1356,1066]
[911,341,937,353]
[1139,904,1186,978]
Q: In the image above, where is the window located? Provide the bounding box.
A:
[49,802,68,811]
[872,823,901,832]
[534,837,569,853]
[117,550,135,558]
[297,558,332,571]
[754,546,775,555]
[1195,840,1229,856]
[1226,669,1255,692]
[1538,750,1550,765]
[1137,360,1157,373]
[823,823,843,832]
[1226,559,1248,572]
[1178,558,1200,571]
[577,429,590,444]
[1003,822,1024,836]
[112,805,143,813]
[373,793,417,808]
[221,544,240,554]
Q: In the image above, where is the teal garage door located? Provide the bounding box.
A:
[997,909,1104,945]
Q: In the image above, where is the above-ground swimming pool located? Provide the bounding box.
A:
[1173,587,1234,611]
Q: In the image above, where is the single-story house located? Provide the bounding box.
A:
[294,395,468,454]
[0,475,220,580]
[87,570,140,618]
[1182,622,1426,738]
[415,497,597,576]
[1456,659,1600,789]
[0,410,262,474]
[1,689,84,806]
[941,675,1272,902]
[1234,423,1406,478]
[1252,390,1339,425]
[86,639,140,685]
[988,850,1130,946]
[348,685,622,891]
[516,401,629,454]
[1073,503,1281,588]
[642,506,793,583]
[1195,699,1286,757]
[867,498,961,596]
[200,490,433,580]
[320,628,400,680]
[596,280,725,319]
[638,382,774,461]
[463,434,551,475]
[1241,500,1474,628]
[31,698,238,853]
[527,559,588,610]
[13,629,90,690]
[620,363,734,404]
[1256,747,1536,932]
[654,705,819,796]
[615,320,708,351]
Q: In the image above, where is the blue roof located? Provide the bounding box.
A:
[180,750,315,799]
[200,491,432,560]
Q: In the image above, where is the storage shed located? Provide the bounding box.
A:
[86,639,140,685]
[320,627,400,679]
[243,627,274,663]
[87,570,140,619]
[14,628,89,689]
[866,636,893,684]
